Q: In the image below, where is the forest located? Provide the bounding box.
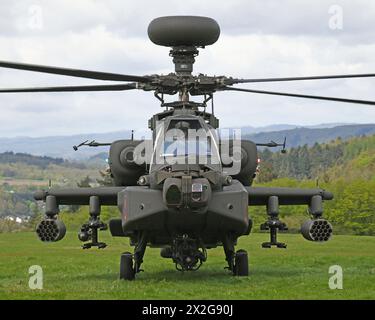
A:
[252,134,375,235]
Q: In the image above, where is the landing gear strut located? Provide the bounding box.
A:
[120,252,134,280]
[222,235,249,276]
[234,249,249,276]
[120,232,147,281]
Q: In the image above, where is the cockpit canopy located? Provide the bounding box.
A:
[150,117,221,173]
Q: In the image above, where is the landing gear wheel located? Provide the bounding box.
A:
[234,249,249,276]
[120,252,135,281]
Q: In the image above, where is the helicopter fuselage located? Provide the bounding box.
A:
[106,107,253,270]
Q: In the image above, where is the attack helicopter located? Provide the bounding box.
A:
[1,16,375,280]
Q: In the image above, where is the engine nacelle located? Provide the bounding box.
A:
[220,140,258,186]
[109,140,147,186]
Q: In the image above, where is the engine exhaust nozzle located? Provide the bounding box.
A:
[301,219,332,242]
[36,218,66,242]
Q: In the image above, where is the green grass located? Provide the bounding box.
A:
[0,232,374,300]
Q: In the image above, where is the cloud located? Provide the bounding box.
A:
[0,0,375,137]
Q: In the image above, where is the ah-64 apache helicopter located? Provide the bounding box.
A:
[1,16,375,280]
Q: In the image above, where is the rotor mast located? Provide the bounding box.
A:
[171,46,199,102]
[170,46,199,76]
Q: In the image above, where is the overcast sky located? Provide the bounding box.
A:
[1,0,375,137]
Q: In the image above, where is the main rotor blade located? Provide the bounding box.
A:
[0,83,137,93]
[223,87,375,105]
[228,73,375,84]
[0,61,150,83]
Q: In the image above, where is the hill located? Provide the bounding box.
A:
[0,151,83,169]
[245,124,375,150]
[0,130,135,160]
[1,123,373,160]
[256,134,375,181]
[0,152,103,220]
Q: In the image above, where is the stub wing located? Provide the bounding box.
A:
[34,187,124,206]
[245,187,333,206]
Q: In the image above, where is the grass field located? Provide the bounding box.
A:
[0,231,374,300]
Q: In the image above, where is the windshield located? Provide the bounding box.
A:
[150,119,221,171]
[162,138,212,158]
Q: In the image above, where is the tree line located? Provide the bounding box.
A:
[251,135,375,235]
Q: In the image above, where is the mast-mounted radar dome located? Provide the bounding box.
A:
[148,16,221,75]
[148,16,220,48]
